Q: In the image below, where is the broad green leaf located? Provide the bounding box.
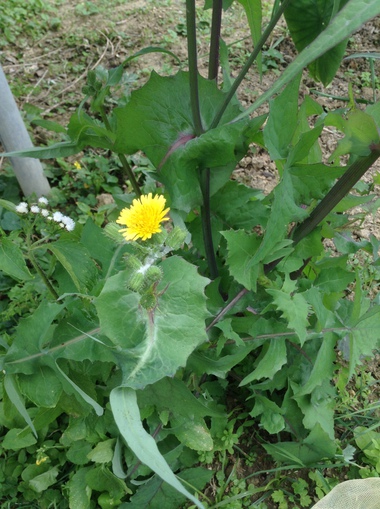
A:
[240,338,287,385]
[4,301,64,374]
[171,415,213,451]
[211,180,268,230]
[245,170,307,282]
[96,256,209,389]
[3,374,37,437]
[289,164,345,202]
[87,438,116,464]
[18,365,62,408]
[110,387,206,509]
[354,426,380,470]
[85,466,129,499]
[52,360,104,416]
[284,0,350,85]
[266,276,310,344]
[188,344,257,378]
[293,382,336,439]
[67,440,93,465]
[138,377,223,419]
[222,229,262,291]
[250,394,285,434]
[235,0,380,120]
[263,75,302,160]
[348,305,380,378]
[2,427,37,450]
[330,109,380,159]
[49,239,98,293]
[28,467,59,493]
[114,71,249,211]
[123,467,213,509]
[0,236,33,281]
[67,467,92,509]
[264,424,336,465]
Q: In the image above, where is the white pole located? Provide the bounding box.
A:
[0,65,51,197]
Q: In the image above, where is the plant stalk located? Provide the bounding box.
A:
[210,0,292,129]
[100,105,141,197]
[186,0,218,277]
[29,251,59,300]
[186,0,204,136]
[208,0,223,82]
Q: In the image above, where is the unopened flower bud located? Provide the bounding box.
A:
[165,227,187,250]
[127,272,145,292]
[139,292,157,310]
[125,254,143,271]
[144,266,163,287]
[103,222,126,244]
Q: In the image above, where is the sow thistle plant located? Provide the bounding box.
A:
[1,0,380,508]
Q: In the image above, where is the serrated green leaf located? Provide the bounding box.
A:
[250,394,285,434]
[266,276,310,344]
[222,229,261,291]
[264,75,301,160]
[240,338,287,385]
[110,387,205,509]
[96,256,209,389]
[348,306,380,378]
[0,236,33,281]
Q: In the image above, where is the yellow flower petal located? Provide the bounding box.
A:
[116,193,170,241]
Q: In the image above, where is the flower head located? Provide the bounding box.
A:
[38,196,49,206]
[116,193,170,241]
[15,202,28,214]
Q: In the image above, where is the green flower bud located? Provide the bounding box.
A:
[165,227,187,250]
[127,272,145,292]
[144,266,163,287]
[139,292,157,310]
[103,222,125,244]
[124,254,143,271]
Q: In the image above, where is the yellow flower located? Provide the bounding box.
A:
[74,161,82,170]
[116,193,170,241]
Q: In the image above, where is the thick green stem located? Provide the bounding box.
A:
[208,0,223,82]
[210,0,292,129]
[100,105,141,197]
[186,0,203,136]
[29,251,59,300]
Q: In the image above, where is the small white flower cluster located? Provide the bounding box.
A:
[15,197,76,232]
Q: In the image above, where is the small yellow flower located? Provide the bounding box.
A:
[74,161,82,170]
[116,193,170,241]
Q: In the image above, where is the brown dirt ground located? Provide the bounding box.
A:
[1,1,380,507]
